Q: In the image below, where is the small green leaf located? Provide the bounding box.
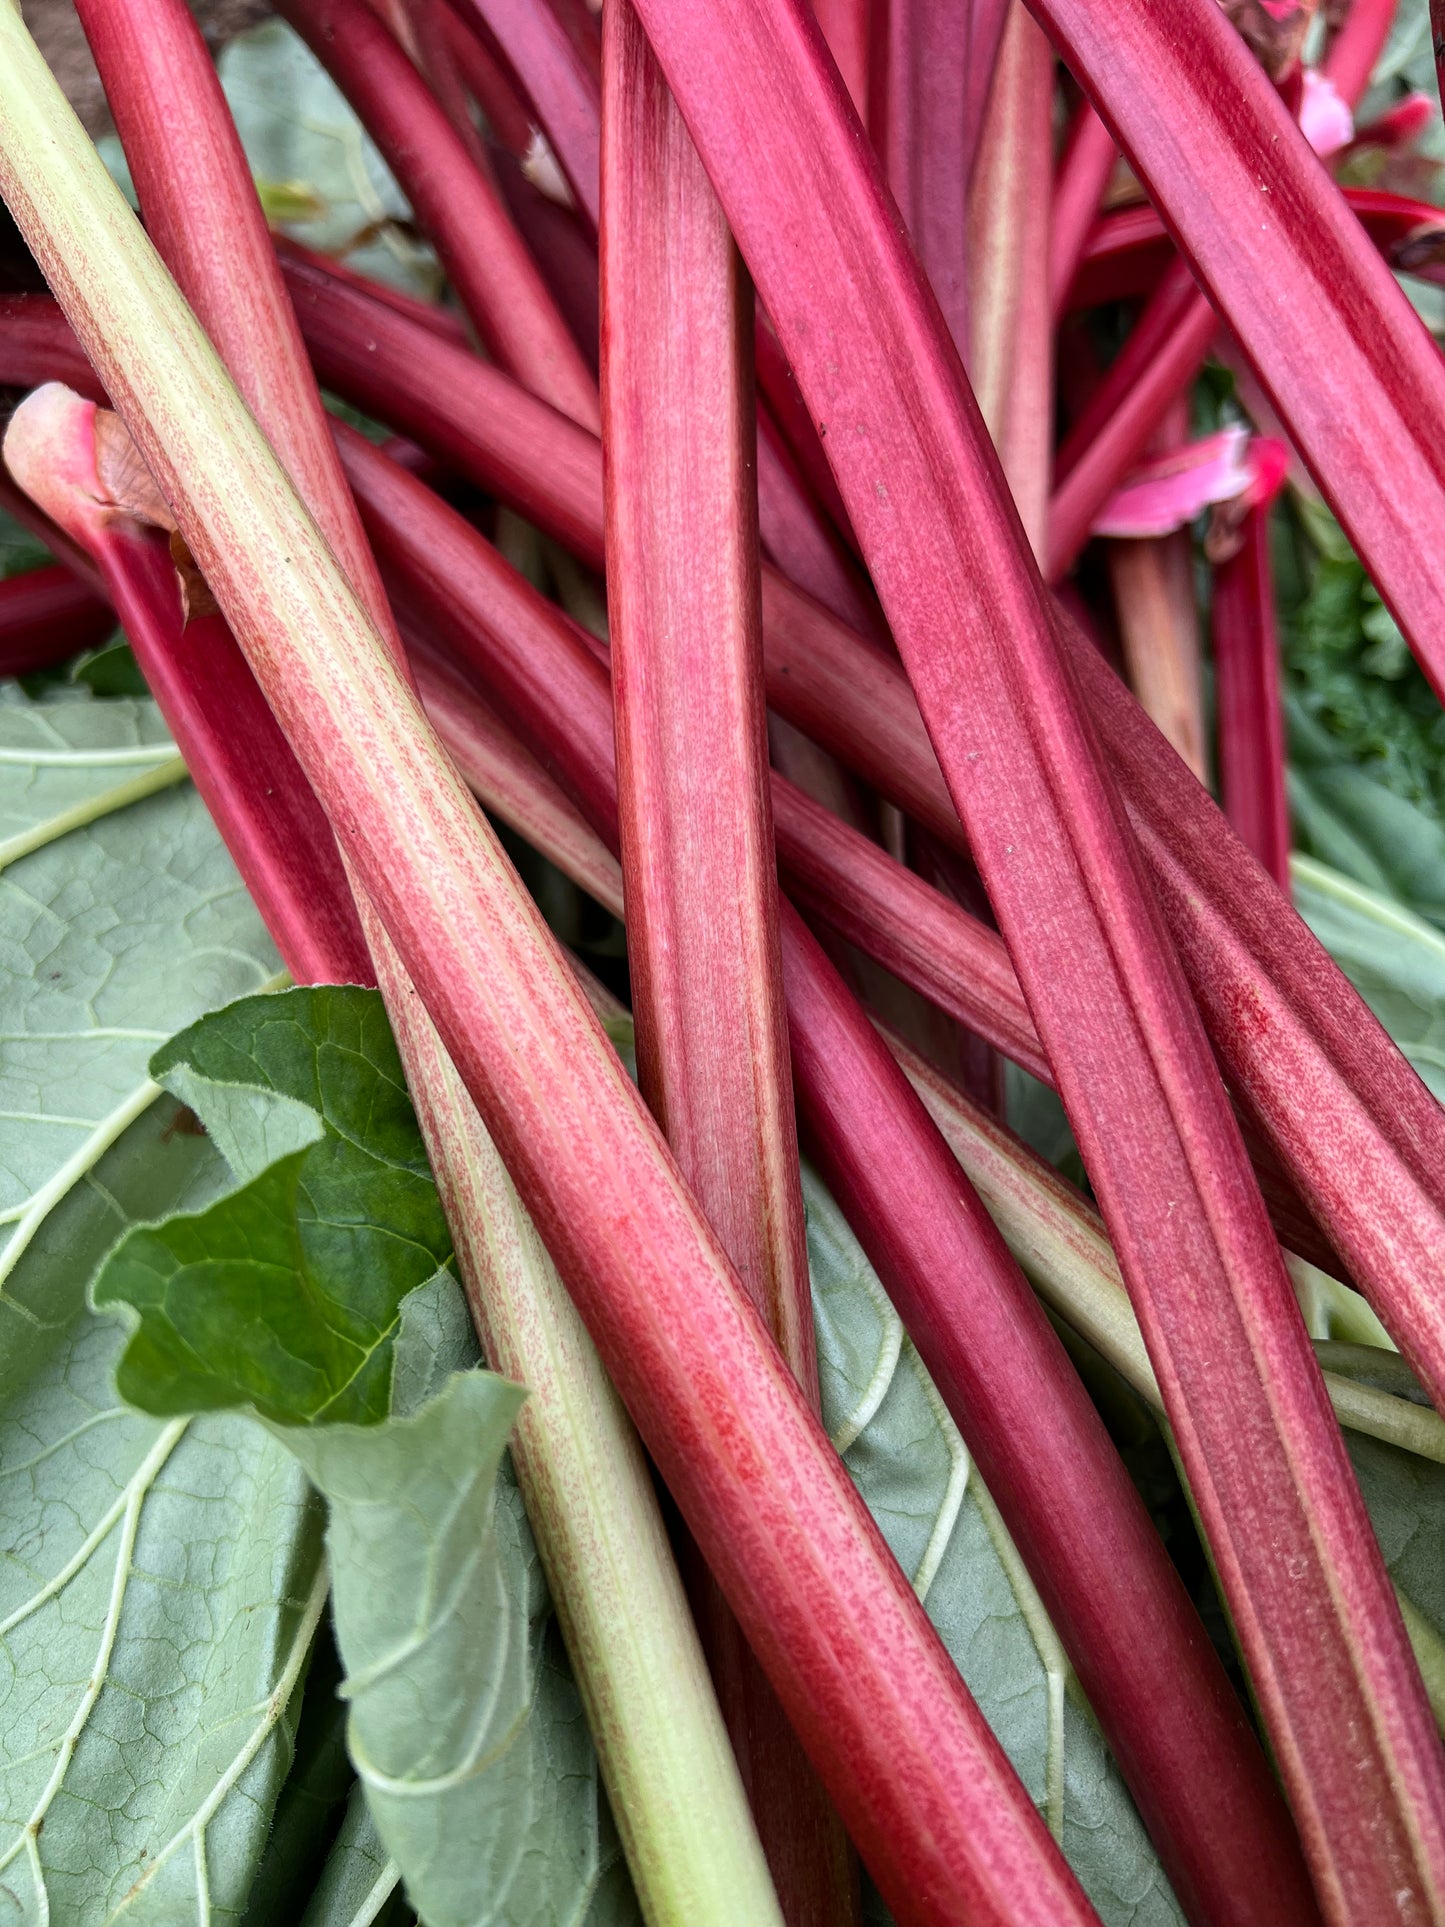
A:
[0,684,317,1922]
[285,1373,637,1927]
[93,988,456,1425]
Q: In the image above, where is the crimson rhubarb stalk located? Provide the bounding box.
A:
[0,17,1109,1923]
[1049,99,1115,318]
[609,0,1445,1911]
[460,0,600,223]
[600,16,853,1916]
[868,0,973,357]
[1211,490,1291,890]
[0,559,113,675]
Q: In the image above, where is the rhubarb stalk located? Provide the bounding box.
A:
[337,418,1328,1927]
[1211,487,1291,889]
[967,0,1054,553]
[0,559,113,674]
[1049,99,1115,318]
[600,14,854,1918]
[1027,0,1445,699]
[68,1,793,1916]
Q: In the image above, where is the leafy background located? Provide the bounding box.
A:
[1,6,1444,1924]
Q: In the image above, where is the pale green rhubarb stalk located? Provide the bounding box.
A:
[62,1,781,1920]
[617,0,1445,1915]
[0,13,1096,1924]
[599,13,856,1922]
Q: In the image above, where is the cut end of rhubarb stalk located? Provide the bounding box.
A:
[4,383,218,620]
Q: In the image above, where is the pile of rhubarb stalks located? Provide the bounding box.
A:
[2,0,1445,1920]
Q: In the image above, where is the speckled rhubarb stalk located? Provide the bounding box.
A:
[1049,99,1114,317]
[600,15,854,1918]
[0,13,1107,1923]
[608,0,1445,1913]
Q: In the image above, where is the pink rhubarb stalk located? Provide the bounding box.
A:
[340,409,1320,1927]
[1049,99,1116,318]
[458,0,601,224]
[271,0,599,430]
[601,0,1445,1912]
[967,1,1054,554]
[251,265,1443,1305]
[1027,0,1445,701]
[0,14,1115,1921]
[600,16,855,1918]
[867,0,974,357]
[4,388,372,989]
[1210,479,1292,890]
[1047,257,1216,578]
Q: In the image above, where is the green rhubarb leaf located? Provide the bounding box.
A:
[806,1168,1186,1927]
[283,1373,635,1927]
[1291,855,1445,1102]
[97,986,639,1927]
[0,685,321,1923]
[299,1785,407,1927]
[219,20,441,299]
[92,988,456,1426]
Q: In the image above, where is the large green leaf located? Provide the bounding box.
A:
[1291,855,1445,1101]
[806,1169,1185,1927]
[93,990,455,1425]
[0,687,320,1923]
[299,1786,407,1927]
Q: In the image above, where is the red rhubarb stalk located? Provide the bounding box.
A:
[4,389,373,988]
[967,0,1054,554]
[600,0,1445,1911]
[458,0,601,224]
[0,17,1110,1922]
[1049,99,1115,318]
[1047,257,1215,579]
[0,560,113,675]
[1068,188,1445,309]
[1027,0,1445,700]
[1210,489,1291,890]
[600,18,855,1916]
[260,270,1442,1302]
[272,0,600,429]
[868,0,973,357]
[342,404,1320,1927]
